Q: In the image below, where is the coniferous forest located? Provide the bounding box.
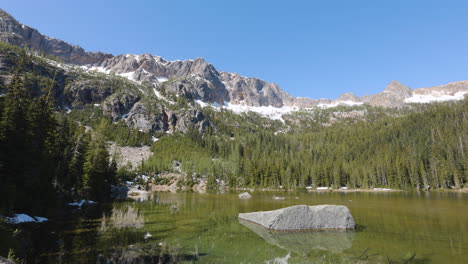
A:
[0,49,116,215]
[142,100,467,190]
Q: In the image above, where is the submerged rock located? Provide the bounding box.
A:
[238,205,355,231]
[238,192,252,199]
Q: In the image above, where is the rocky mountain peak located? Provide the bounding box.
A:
[337,92,360,102]
[0,8,17,24]
[383,80,412,96]
[361,81,413,107]
[0,8,112,65]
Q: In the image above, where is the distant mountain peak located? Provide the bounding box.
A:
[0,8,112,65]
[0,8,16,20]
[383,80,412,95]
[337,92,360,102]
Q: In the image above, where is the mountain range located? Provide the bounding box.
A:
[0,8,467,132]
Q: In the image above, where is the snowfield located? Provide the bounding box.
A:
[195,100,303,121]
[318,100,364,108]
[404,91,467,103]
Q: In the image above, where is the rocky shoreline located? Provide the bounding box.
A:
[148,183,467,194]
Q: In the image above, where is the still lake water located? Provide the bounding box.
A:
[38,191,467,263]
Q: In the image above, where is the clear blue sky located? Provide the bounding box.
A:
[3,0,468,99]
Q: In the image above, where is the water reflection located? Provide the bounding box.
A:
[239,219,355,254]
[110,206,144,230]
[11,191,466,263]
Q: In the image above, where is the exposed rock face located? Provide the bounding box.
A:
[160,77,228,104]
[123,102,211,134]
[66,79,114,106]
[107,142,152,169]
[97,55,220,82]
[0,9,112,65]
[219,72,293,107]
[167,109,211,133]
[238,205,355,231]
[91,54,231,104]
[239,192,252,199]
[289,97,320,108]
[124,102,168,133]
[362,81,412,107]
[102,93,141,121]
[240,219,355,253]
[337,92,360,102]
[415,81,468,94]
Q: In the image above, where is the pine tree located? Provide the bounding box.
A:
[0,53,32,212]
[82,132,110,201]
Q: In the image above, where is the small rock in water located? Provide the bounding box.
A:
[272,196,285,200]
[239,192,252,199]
[144,232,152,242]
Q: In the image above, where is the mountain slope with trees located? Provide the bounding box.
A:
[142,100,467,190]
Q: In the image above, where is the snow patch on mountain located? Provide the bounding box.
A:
[195,100,302,121]
[153,88,175,105]
[157,77,168,83]
[404,91,467,103]
[224,103,299,121]
[318,101,364,109]
[117,71,139,82]
[86,66,112,74]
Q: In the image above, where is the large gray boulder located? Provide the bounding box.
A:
[238,205,355,231]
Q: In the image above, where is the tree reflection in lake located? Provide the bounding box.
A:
[101,205,145,231]
[95,203,205,264]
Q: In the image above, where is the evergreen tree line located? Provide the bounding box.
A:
[143,99,467,190]
[0,51,116,215]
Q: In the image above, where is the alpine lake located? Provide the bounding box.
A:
[5,190,468,263]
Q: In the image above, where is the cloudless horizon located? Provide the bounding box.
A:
[3,0,468,99]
